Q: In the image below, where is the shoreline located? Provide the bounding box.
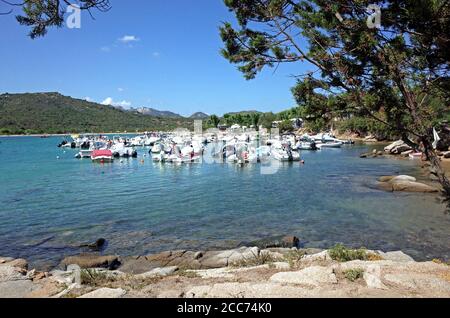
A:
[2,245,449,298]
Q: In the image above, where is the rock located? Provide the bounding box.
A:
[228,247,260,264]
[60,254,120,270]
[0,257,14,264]
[444,151,450,159]
[384,140,413,154]
[194,252,203,260]
[80,238,107,251]
[384,140,404,153]
[5,258,28,270]
[391,175,417,182]
[281,236,300,248]
[270,266,337,287]
[376,251,415,263]
[134,266,178,279]
[0,280,39,298]
[401,150,414,157]
[78,287,126,298]
[301,250,332,262]
[391,181,439,193]
[0,265,28,282]
[363,265,387,289]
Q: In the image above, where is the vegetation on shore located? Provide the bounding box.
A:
[0,92,194,135]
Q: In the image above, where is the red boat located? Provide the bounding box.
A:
[91,149,114,163]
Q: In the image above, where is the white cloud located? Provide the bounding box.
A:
[152,52,160,58]
[85,97,92,102]
[101,97,113,105]
[101,97,131,108]
[118,87,125,92]
[118,35,140,43]
[116,100,131,107]
[100,46,111,52]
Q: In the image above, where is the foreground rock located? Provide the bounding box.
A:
[2,247,450,298]
[378,175,439,193]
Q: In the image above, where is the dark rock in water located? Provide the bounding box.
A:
[60,254,120,270]
[79,238,107,251]
[248,235,301,249]
[281,236,300,248]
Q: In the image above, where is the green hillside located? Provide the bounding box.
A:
[0,92,194,135]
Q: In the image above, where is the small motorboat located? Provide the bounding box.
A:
[91,149,114,163]
[317,142,343,149]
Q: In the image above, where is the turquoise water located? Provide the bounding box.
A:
[0,136,449,269]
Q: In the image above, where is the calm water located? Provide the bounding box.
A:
[0,136,449,269]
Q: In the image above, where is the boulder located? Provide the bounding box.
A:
[5,258,28,270]
[0,265,28,282]
[376,251,415,263]
[379,175,416,182]
[270,266,338,286]
[60,254,120,270]
[281,236,300,248]
[391,181,439,193]
[134,266,178,279]
[78,287,126,298]
[0,280,39,298]
[384,140,404,153]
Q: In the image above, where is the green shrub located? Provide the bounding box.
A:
[329,244,368,262]
[343,268,364,282]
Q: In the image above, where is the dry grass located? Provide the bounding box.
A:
[231,251,277,268]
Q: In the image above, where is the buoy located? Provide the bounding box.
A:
[100,159,105,164]
[56,156,60,160]
[301,160,305,164]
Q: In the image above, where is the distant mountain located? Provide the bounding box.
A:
[225,110,262,116]
[135,107,182,118]
[190,112,209,119]
[0,92,193,135]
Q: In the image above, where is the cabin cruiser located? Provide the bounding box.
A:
[110,143,137,158]
[74,141,108,159]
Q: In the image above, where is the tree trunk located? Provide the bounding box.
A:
[422,137,450,202]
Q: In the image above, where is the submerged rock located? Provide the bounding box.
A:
[378,175,438,193]
[79,238,107,251]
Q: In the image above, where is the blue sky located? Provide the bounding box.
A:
[0,0,312,116]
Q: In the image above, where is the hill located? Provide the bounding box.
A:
[0,92,193,135]
[135,107,182,118]
[190,112,209,119]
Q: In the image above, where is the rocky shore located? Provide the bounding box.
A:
[2,245,450,298]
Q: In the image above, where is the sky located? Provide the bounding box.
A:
[0,0,312,116]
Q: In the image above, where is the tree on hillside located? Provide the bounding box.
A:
[208,114,221,128]
[1,0,110,38]
[220,0,450,201]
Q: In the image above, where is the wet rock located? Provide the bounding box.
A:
[60,254,120,270]
[391,181,439,193]
[378,175,438,193]
[78,287,126,298]
[79,238,107,251]
[281,236,300,248]
[0,257,14,264]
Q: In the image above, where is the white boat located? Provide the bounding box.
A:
[271,141,300,161]
[317,142,343,149]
